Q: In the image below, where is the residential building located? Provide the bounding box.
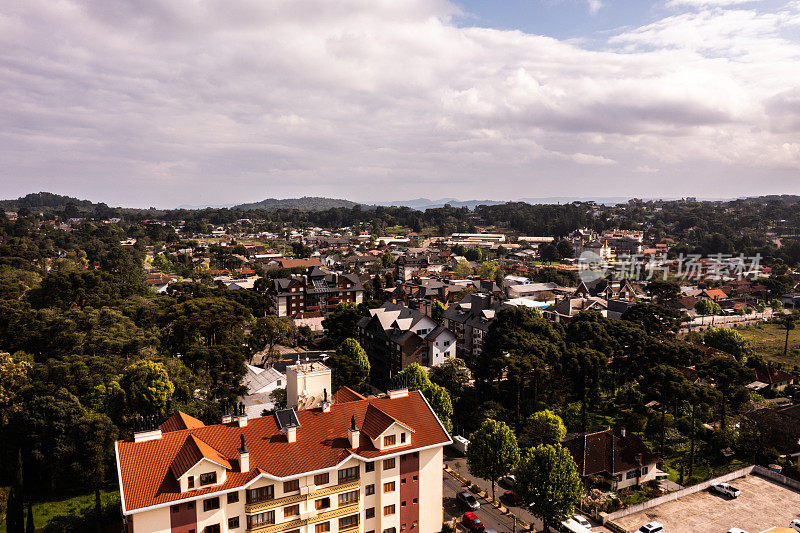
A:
[542,297,607,324]
[562,428,663,490]
[239,365,286,418]
[270,268,364,318]
[115,389,451,533]
[358,303,456,383]
[442,293,500,360]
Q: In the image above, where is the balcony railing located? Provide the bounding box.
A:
[246,501,359,533]
[244,480,360,515]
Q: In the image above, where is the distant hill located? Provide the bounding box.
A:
[375,198,507,210]
[234,196,360,211]
[0,192,100,211]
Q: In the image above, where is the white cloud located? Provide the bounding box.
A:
[0,0,799,206]
[666,0,762,7]
[587,0,603,14]
[635,165,660,173]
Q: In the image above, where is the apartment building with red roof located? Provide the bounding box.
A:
[115,363,450,533]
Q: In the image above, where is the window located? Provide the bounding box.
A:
[383,505,395,516]
[200,472,217,486]
[400,433,406,443]
[614,473,623,482]
[171,505,180,513]
[365,507,375,519]
[338,490,359,506]
[228,516,240,529]
[384,526,397,533]
[338,466,360,483]
[277,380,282,386]
[383,458,395,470]
[283,504,300,518]
[315,522,330,533]
[187,502,194,510]
[203,497,220,512]
[642,466,649,475]
[383,482,395,493]
[247,511,275,528]
[384,434,396,446]
[412,498,418,504]
[365,462,375,473]
[365,484,375,496]
[247,485,274,503]
[315,497,330,510]
[339,514,359,530]
[401,478,406,485]
[187,476,194,489]
[205,525,220,533]
[401,524,406,531]
[227,492,239,504]
[284,479,300,493]
[401,501,406,507]
[626,470,638,480]
[314,473,330,485]
[412,475,417,481]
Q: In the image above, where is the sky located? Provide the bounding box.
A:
[1,0,800,208]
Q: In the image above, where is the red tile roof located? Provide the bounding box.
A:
[116,390,449,513]
[563,428,660,477]
[161,411,205,433]
[332,387,366,404]
[170,434,232,479]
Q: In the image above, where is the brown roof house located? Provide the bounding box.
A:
[562,428,663,490]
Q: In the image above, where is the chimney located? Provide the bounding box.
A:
[238,434,250,472]
[133,428,162,443]
[348,415,360,448]
[235,402,248,426]
[388,388,408,399]
[286,426,297,443]
[222,414,233,424]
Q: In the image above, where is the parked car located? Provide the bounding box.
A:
[572,515,592,529]
[500,490,520,506]
[638,522,664,533]
[710,482,741,498]
[457,490,480,510]
[462,512,485,532]
[790,518,800,532]
[727,528,748,533]
[499,474,516,488]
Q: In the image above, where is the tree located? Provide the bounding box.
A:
[423,383,453,433]
[452,260,473,278]
[680,382,718,480]
[466,419,520,502]
[556,240,575,260]
[464,247,482,262]
[381,251,395,267]
[0,352,30,424]
[560,347,606,432]
[120,360,175,415]
[779,312,797,358]
[397,363,431,391]
[640,365,689,456]
[516,444,583,533]
[428,358,470,398]
[249,315,297,362]
[539,243,560,263]
[73,412,117,527]
[699,356,753,430]
[328,338,370,392]
[646,280,681,302]
[321,303,363,348]
[477,261,498,280]
[521,410,566,448]
[695,298,722,318]
[25,502,34,533]
[703,327,750,361]
[6,486,23,533]
[431,300,446,326]
[621,303,681,337]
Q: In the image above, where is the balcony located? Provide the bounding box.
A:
[246,501,360,533]
[245,480,360,515]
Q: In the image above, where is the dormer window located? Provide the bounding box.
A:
[384,435,396,447]
[188,476,195,489]
[200,472,217,486]
[400,433,406,444]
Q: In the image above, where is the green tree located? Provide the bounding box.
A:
[646,280,681,302]
[703,327,750,361]
[452,260,473,278]
[779,312,797,358]
[423,383,453,433]
[621,303,681,337]
[640,365,689,456]
[695,299,722,318]
[516,444,583,533]
[74,411,118,526]
[249,315,297,363]
[397,362,431,391]
[464,247,483,262]
[699,356,753,430]
[477,261,498,280]
[466,419,520,501]
[329,338,370,392]
[561,347,606,432]
[428,358,470,398]
[521,410,567,447]
[556,240,575,259]
[381,251,395,267]
[431,300,446,326]
[120,360,175,415]
[539,243,560,263]
[321,303,363,348]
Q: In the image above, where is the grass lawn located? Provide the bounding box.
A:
[738,322,800,369]
[0,487,119,533]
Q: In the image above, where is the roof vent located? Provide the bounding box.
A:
[388,388,408,399]
[275,408,300,442]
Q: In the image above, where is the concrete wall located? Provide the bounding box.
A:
[418,447,444,533]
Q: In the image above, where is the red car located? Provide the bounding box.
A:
[462,512,485,532]
[501,490,520,506]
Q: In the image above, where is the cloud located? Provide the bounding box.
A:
[0,0,799,206]
[666,0,762,7]
[635,165,660,173]
[587,0,603,14]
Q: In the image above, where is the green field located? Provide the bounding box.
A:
[0,487,119,533]
[739,322,800,368]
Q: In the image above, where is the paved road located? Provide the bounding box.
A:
[442,469,527,533]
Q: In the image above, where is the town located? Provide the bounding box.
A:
[2,193,800,533]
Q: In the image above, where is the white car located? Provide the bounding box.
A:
[710,482,741,498]
[790,518,800,532]
[727,528,748,533]
[499,474,516,488]
[572,515,592,529]
[638,522,664,533]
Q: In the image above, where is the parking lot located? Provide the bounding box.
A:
[613,474,800,533]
